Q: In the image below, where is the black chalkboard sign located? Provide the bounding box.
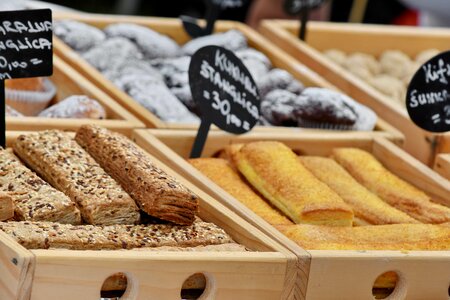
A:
[182,0,248,38]
[0,9,53,147]
[406,50,450,133]
[189,46,260,157]
[284,0,325,41]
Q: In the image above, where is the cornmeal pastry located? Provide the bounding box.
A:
[13,131,140,225]
[333,148,450,224]
[0,192,14,221]
[189,158,292,225]
[235,142,354,226]
[0,221,234,250]
[299,156,419,225]
[0,149,81,224]
[75,125,198,225]
[276,224,450,250]
[217,144,244,164]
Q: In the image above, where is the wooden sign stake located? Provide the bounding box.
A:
[299,7,309,41]
[190,120,211,158]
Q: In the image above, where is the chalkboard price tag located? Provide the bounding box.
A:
[181,0,248,38]
[189,46,260,158]
[284,0,325,41]
[0,9,53,147]
[406,50,450,133]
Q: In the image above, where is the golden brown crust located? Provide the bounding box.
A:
[0,192,14,221]
[299,156,419,225]
[0,149,81,224]
[235,142,354,226]
[276,224,450,250]
[13,131,140,225]
[75,125,198,225]
[217,144,244,166]
[189,158,292,225]
[333,148,450,224]
[0,221,234,250]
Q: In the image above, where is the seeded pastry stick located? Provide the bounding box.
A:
[75,125,198,225]
[0,192,14,221]
[276,224,450,250]
[0,149,81,224]
[13,131,140,225]
[299,156,419,225]
[235,141,354,226]
[333,148,450,224]
[189,158,292,225]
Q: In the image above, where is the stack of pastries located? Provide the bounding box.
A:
[190,141,450,251]
[0,125,246,252]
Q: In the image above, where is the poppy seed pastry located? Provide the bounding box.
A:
[54,20,106,52]
[182,30,247,56]
[75,125,199,225]
[104,23,180,59]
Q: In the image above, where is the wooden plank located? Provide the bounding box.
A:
[6,56,144,132]
[434,154,450,181]
[52,13,401,142]
[0,231,35,300]
[259,20,450,165]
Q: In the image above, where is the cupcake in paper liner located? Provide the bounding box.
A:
[5,78,57,116]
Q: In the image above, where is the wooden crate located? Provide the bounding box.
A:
[0,130,297,300]
[137,129,450,300]
[6,56,144,134]
[434,154,450,181]
[259,20,450,165]
[51,13,403,143]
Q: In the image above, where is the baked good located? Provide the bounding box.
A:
[38,95,106,119]
[0,149,81,224]
[0,220,234,250]
[54,20,106,52]
[369,75,405,104]
[0,192,14,221]
[5,78,44,91]
[75,125,199,225]
[13,130,140,225]
[189,158,292,225]
[379,50,412,79]
[258,69,304,97]
[323,49,347,66]
[217,144,244,166]
[235,49,271,84]
[276,224,450,250]
[333,148,450,224]
[235,141,354,226]
[261,89,299,127]
[6,105,23,117]
[344,53,381,76]
[415,49,439,65]
[299,156,419,225]
[104,23,180,59]
[182,30,247,56]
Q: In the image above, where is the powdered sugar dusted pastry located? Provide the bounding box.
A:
[150,56,191,88]
[104,23,180,59]
[258,68,304,97]
[6,105,23,117]
[261,90,298,127]
[38,95,106,119]
[182,30,247,55]
[76,125,199,225]
[236,48,272,70]
[82,37,143,72]
[54,20,106,52]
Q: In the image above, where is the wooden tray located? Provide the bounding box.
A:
[136,129,450,300]
[434,154,450,181]
[0,130,297,300]
[52,13,403,143]
[259,20,450,165]
[6,56,144,134]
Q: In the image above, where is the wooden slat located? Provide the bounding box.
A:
[259,20,450,165]
[434,154,450,181]
[52,13,401,142]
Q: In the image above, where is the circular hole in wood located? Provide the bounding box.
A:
[100,272,128,300]
[372,271,399,299]
[180,273,207,300]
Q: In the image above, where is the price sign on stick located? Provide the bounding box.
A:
[189,46,260,158]
[406,50,450,133]
[182,0,248,38]
[0,9,53,147]
[284,0,325,41]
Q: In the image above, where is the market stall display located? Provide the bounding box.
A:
[434,154,450,180]
[5,56,143,133]
[140,129,450,299]
[0,127,296,300]
[259,20,450,165]
[51,13,404,143]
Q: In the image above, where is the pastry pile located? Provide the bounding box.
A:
[0,126,244,252]
[190,141,450,251]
